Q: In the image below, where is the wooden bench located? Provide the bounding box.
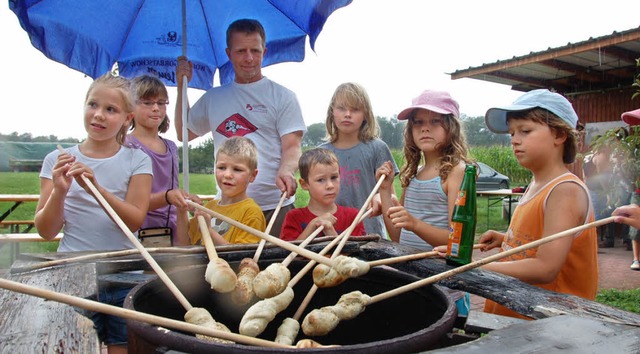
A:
[0,233,62,243]
[0,220,36,233]
[0,233,62,264]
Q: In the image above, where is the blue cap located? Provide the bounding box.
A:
[485,89,579,134]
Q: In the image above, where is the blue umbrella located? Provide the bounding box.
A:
[9,0,352,89]
[10,0,352,191]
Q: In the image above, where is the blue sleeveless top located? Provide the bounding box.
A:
[399,175,449,251]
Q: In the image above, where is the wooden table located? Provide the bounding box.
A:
[0,237,369,352]
[0,194,40,235]
[0,194,217,232]
[2,238,639,353]
[476,189,523,228]
[0,194,39,222]
[0,260,99,352]
[359,241,640,353]
[0,194,217,221]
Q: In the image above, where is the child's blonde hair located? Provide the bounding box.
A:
[217,137,258,171]
[399,112,470,188]
[298,148,339,181]
[507,108,579,164]
[325,82,379,143]
[85,73,134,145]
[130,75,170,133]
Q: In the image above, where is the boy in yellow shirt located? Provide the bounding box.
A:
[176,136,265,245]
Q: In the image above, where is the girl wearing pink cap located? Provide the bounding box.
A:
[376,89,472,316]
[376,90,471,249]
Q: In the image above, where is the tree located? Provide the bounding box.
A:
[377,116,405,149]
[0,131,79,143]
[177,137,215,173]
[302,123,327,148]
[460,115,510,147]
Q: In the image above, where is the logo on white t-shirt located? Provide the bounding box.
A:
[246,103,267,113]
[216,114,258,138]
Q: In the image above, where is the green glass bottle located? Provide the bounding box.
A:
[446,164,477,266]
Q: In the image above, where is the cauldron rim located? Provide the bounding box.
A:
[125,261,457,353]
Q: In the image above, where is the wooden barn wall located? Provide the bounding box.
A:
[569,87,638,124]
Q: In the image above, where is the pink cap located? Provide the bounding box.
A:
[397,90,460,120]
[622,108,640,126]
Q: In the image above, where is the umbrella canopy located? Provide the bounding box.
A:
[10,0,352,192]
[9,0,352,89]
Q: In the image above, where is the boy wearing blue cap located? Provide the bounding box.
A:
[479,89,598,319]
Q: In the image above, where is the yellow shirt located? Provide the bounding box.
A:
[484,173,598,319]
[188,198,265,245]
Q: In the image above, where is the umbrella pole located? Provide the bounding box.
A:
[181,0,189,193]
[181,81,189,193]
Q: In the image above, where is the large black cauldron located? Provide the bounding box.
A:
[124,259,456,353]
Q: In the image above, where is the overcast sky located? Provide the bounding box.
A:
[3,0,638,146]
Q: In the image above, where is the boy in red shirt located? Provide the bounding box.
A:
[280,148,365,241]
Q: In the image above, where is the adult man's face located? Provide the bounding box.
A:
[226,31,266,84]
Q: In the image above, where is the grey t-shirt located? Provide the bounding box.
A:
[319,139,399,238]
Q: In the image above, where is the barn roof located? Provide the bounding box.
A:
[450,27,640,95]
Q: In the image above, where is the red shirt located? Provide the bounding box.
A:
[280,205,366,241]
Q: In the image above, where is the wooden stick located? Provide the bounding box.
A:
[197,215,218,260]
[289,211,372,322]
[293,285,319,321]
[333,175,385,258]
[11,247,204,273]
[253,192,287,262]
[288,178,383,323]
[187,200,335,268]
[288,209,373,288]
[287,233,344,288]
[0,277,292,348]
[57,146,193,311]
[289,227,354,322]
[282,225,324,267]
[367,243,485,267]
[369,216,615,305]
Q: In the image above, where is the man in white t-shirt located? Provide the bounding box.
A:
[175,19,306,237]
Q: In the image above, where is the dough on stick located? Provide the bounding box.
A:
[231,258,259,305]
[205,258,237,293]
[184,307,233,343]
[239,286,295,337]
[312,264,347,288]
[301,291,370,337]
[275,317,300,345]
[295,339,336,348]
[312,255,369,288]
[333,255,370,278]
[253,262,290,299]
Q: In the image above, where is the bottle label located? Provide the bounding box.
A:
[447,221,463,257]
[455,191,466,207]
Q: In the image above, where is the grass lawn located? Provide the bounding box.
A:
[1,172,637,313]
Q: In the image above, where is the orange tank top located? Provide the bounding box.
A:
[484,173,598,319]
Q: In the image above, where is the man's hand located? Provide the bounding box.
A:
[176,56,193,85]
[277,131,303,198]
[276,170,297,199]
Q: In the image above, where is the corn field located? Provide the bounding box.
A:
[390,146,531,186]
[470,146,531,185]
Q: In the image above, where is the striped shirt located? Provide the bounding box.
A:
[399,176,449,251]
